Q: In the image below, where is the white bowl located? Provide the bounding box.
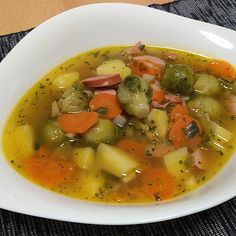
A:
[0,3,236,225]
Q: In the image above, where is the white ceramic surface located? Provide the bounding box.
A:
[0,3,236,225]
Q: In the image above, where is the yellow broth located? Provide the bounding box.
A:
[2,45,236,204]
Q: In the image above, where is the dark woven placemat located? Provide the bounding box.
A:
[1,0,236,235]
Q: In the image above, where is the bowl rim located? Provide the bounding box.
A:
[0,2,236,225]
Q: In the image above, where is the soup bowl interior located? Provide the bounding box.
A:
[0,3,236,224]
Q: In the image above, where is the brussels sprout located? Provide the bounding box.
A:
[58,83,89,113]
[194,74,221,96]
[187,96,221,119]
[123,118,151,141]
[84,119,120,146]
[117,75,152,119]
[40,120,66,144]
[53,141,73,160]
[161,64,194,95]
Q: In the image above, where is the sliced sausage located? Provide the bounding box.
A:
[191,148,205,170]
[82,74,121,88]
[134,55,166,70]
[94,89,116,95]
[164,93,183,103]
[124,41,144,56]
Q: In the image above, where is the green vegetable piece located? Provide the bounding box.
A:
[58,83,89,113]
[40,120,66,144]
[187,96,221,120]
[84,118,120,146]
[124,118,150,141]
[117,75,152,119]
[194,74,221,96]
[184,121,200,139]
[95,106,108,117]
[162,64,194,95]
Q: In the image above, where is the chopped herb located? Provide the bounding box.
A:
[230,116,236,120]
[102,50,110,58]
[34,142,40,150]
[154,193,161,201]
[145,88,152,99]
[163,139,172,146]
[123,76,141,93]
[150,120,155,125]
[145,150,152,158]
[139,44,145,51]
[95,106,108,116]
[152,139,157,145]
[84,61,90,65]
[149,125,157,131]
[91,51,100,58]
[219,150,224,156]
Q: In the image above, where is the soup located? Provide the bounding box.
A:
[3,42,236,204]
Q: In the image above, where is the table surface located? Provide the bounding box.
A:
[1,0,236,235]
[0,0,174,35]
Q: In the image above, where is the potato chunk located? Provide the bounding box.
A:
[12,124,35,159]
[97,143,139,177]
[53,72,80,89]
[73,147,95,171]
[96,59,131,79]
[148,109,168,139]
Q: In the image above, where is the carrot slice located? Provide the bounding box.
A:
[170,104,189,122]
[130,60,161,79]
[37,146,51,158]
[89,93,122,119]
[140,168,176,200]
[116,139,146,159]
[58,112,98,133]
[169,115,202,148]
[208,60,235,81]
[152,89,165,103]
[25,148,75,187]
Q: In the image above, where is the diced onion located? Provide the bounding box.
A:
[122,171,137,183]
[66,133,76,138]
[51,101,60,118]
[142,74,155,82]
[113,115,126,127]
[226,94,236,116]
